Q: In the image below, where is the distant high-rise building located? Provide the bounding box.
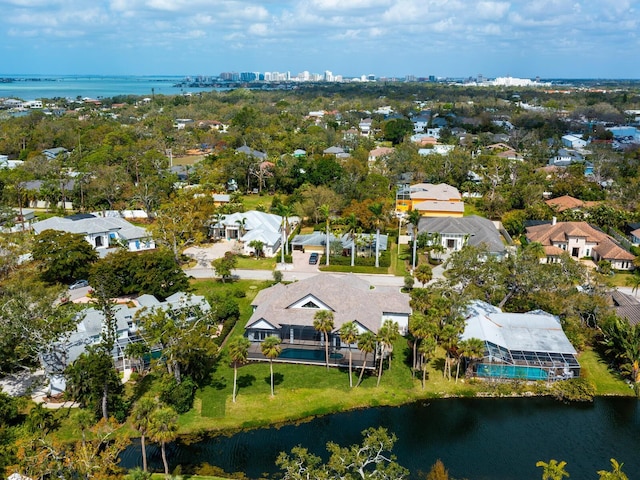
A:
[405,75,416,82]
[477,73,484,84]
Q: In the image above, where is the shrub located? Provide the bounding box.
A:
[551,377,596,402]
[160,375,197,413]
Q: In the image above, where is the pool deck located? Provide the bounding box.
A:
[247,342,376,369]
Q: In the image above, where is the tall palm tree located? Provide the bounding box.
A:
[440,323,461,381]
[418,336,437,390]
[149,406,179,478]
[409,312,434,371]
[343,212,359,267]
[356,331,376,387]
[625,270,640,298]
[130,396,158,472]
[376,320,399,387]
[314,310,335,370]
[260,336,282,397]
[368,202,385,268]
[235,217,247,239]
[276,204,293,263]
[318,204,331,266]
[535,459,570,480]
[228,336,250,403]
[339,321,359,387]
[457,337,485,382]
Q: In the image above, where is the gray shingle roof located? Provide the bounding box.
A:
[417,215,505,254]
[247,274,410,334]
[32,215,151,240]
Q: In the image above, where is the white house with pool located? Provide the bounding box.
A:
[461,300,580,382]
[244,274,411,368]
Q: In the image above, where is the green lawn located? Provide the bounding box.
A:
[52,279,635,449]
[239,194,277,212]
[234,255,277,270]
[578,347,633,396]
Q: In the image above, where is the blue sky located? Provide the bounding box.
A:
[1,0,639,78]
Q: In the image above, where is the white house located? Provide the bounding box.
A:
[561,134,589,149]
[41,292,210,394]
[32,214,155,256]
[209,210,283,257]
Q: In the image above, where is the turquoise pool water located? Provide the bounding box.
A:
[476,364,548,380]
[280,348,344,361]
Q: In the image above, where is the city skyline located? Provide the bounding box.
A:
[1,1,639,79]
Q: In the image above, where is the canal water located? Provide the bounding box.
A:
[120,397,640,479]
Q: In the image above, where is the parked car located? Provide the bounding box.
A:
[309,253,319,265]
[69,279,89,290]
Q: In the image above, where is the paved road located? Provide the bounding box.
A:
[186,265,408,287]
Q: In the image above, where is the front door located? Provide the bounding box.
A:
[572,247,580,257]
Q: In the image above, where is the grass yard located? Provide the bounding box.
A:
[51,278,636,449]
[239,194,277,212]
[578,347,633,396]
[234,255,277,270]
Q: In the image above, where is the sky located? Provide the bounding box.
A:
[1,0,639,79]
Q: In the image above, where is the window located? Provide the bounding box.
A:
[301,301,320,309]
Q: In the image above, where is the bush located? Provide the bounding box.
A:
[273,270,283,283]
[160,375,197,413]
[321,251,391,268]
[284,254,293,263]
[551,377,596,402]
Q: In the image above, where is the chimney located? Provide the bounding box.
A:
[552,216,557,226]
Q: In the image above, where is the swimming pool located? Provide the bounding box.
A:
[280,348,344,361]
[476,364,548,381]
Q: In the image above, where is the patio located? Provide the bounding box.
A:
[247,341,376,369]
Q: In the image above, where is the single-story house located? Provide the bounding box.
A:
[545,195,599,213]
[209,210,282,257]
[32,214,155,256]
[290,231,388,257]
[461,300,580,381]
[525,220,635,270]
[417,215,506,258]
[41,292,210,394]
[236,145,267,161]
[245,274,411,367]
[610,290,640,326]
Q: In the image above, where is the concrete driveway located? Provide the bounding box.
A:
[184,240,239,267]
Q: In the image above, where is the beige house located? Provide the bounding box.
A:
[245,274,411,367]
[396,182,464,217]
[525,220,635,270]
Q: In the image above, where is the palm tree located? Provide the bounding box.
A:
[535,459,570,480]
[457,337,485,382]
[276,204,293,263]
[356,331,376,387]
[343,212,359,267]
[625,270,640,298]
[414,263,433,287]
[149,406,179,478]
[235,216,247,238]
[376,320,399,387]
[440,324,461,381]
[418,336,437,390]
[314,310,335,370]
[130,397,158,472]
[248,239,264,259]
[339,321,359,387]
[597,458,628,480]
[261,336,282,397]
[368,202,385,268]
[318,204,331,266]
[228,336,251,403]
[409,312,435,371]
